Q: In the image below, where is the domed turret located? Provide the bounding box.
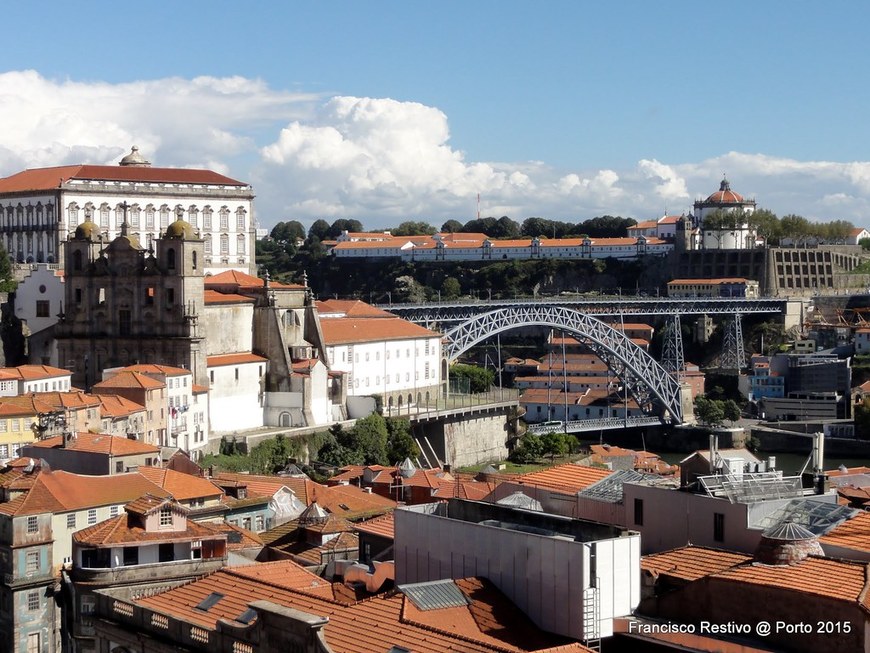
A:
[73,221,102,242]
[754,521,823,565]
[164,219,198,240]
[118,145,151,167]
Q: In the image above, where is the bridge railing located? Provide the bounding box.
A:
[527,415,663,435]
[382,387,519,418]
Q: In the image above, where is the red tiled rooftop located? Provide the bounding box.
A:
[713,556,870,608]
[118,364,191,377]
[204,289,255,305]
[137,466,223,501]
[641,546,752,582]
[514,463,612,493]
[92,371,165,390]
[0,164,247,193]
[28,432,159,456]
[820,511,870,552]
[352,512,395,540]
[319,317,439,345]
[206,352,268,367]
[316,299,394,318]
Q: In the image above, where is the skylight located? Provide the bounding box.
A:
[195,592,225,612]
[236,607,257,624]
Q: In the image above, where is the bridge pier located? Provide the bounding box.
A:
[409,403,515,468]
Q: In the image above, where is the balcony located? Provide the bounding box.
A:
[72,556,225,585]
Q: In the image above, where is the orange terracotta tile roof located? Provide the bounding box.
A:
[332,240,409,250]
[641,546,752,582]
[353,512,395,540]
[10,364,71,380]
[119,364,191,377]
[25,390,101,410]
[0,164,247,193]
[205,269,305,290]
[203,289,255,305]
[92,371,165,390]
[712,556,870,609]
[820,512,870,552]
[0,395,55,416]
[137,466,223,501]
[319,317,439,345]
[316,299,394,318]
[514,463,613,494]
[0,469,169,516]
[192,384,209,394]
[27,432,159,456]
[98,394,146,419]
[206,352,268,367]
[134,564,590,652]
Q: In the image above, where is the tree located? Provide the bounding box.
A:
[0,243,16,293]
[695,396,725,427]
[540,431,570,461]
[351,413,389,465]
[723,399,741,424]
[441,276,461,299]
[308,219,330,241]
[450,364,495,393]
[855,398,870,440]
[860,237,870,252]
[270,220,305,245]
[509,433,543,463]
[748,208,780,245]
[492,216,520,239]
[394,275,426,303]
[386,418,420,463]
[780,214,812,245]
[578,216,636,238]
[441,219,463,233]
[327,218,364,239]
[392,221,436,236]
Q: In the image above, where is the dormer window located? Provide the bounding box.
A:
[159,507,172,527]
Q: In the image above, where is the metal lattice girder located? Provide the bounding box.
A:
[720,313,747,370]
[387,297,788,324]
[443,305,683,423]
[661,314,684,379]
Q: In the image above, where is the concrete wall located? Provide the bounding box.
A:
[203,304,254,356]
[411,406,511,468]
[394,501,640,641]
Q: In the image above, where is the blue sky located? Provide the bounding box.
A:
[2,1,869,228]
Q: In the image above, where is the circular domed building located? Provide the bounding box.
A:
[693,178,757,250]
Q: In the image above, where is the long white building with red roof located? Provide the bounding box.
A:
[331,230,672,261]
[0,145,255,274]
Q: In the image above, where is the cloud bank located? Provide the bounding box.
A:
[1,71,870,229]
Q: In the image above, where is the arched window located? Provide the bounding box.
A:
[73,250,82,271]
[192,251,198,270]
[167,248,176,270]
[280,412,291,427]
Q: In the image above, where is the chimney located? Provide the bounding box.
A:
[709,434,718,474]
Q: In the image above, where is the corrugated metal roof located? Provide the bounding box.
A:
[399,579,470,611]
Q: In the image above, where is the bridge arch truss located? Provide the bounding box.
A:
[444,305,684,423]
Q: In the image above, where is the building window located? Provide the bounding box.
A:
[27,633,39,653]
[100,204,110,228]
[220,234,229,254]
[119,309,132,336]
[27,591,39,611]
[255,515,264,530]
[123,546,139,566]
[188,206,199,227]
[236,208,246,230]
[237,234,246,255]
[26,516,37,533]
[110,505,119,517]
[160,205,170,228]
[713,512,725,542]
[130,205,140,228]
[204,234,212,254]
[203,207,213,230]
[115,461,124,473]
[219,208,229,230]
[145,205,155,228]
[88,509,97,525]
[159,507,172,527]
[67,514,76,529]
[35,300,49,318]
[633,499,644,526]
[25,550,39,573]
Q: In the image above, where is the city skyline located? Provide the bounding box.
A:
[2,1,870,228]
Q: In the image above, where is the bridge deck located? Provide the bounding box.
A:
[527,416,664,435]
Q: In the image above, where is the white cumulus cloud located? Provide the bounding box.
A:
[2,72,870,229]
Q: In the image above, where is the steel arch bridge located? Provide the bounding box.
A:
[444,305,684,423]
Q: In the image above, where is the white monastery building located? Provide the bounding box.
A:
[0,146,256,275]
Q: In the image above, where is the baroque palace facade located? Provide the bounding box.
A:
[0,146,255,275]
